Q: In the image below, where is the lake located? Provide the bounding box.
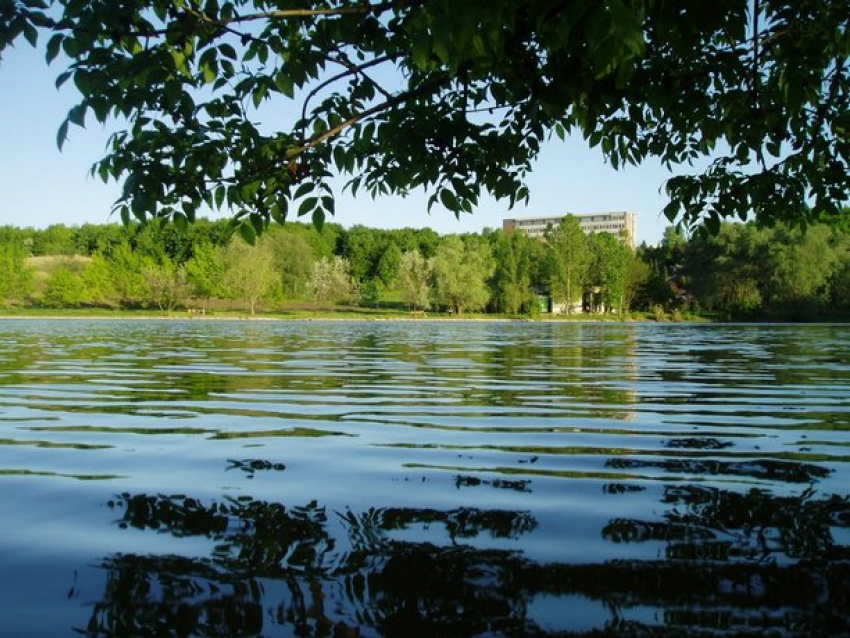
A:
[0,319,847,636]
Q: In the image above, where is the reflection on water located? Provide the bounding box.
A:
[80,489,847,636]
[0,320,847,635]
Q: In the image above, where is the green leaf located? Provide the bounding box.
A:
[766,140,781,157]
[68,104,86,127]
[271,198,288,224]
[349,177,361,197]
[23,21,38,47]
[412,38,431,70]
[46,34,63,64]
[361,121,376,142]
[663,201,679,223]
[433,33,451,64]
[439,189,458,211]
[241,180,261,201]
[783,79,805,112]
[333,145,346,171]
[274,72,294,98]
[426,192,438,212]
[201,60,217,84]
[249,212,265,236]
[293,181,313,199]
[219,43,237,60]
[169,48,190,76]
[298,197,318,217]
[55,70,72,89]
[90,98,109,123]
[312,208,325,231]
[554,123,566,141]
[252,85,266,108]
[238,221,257,245]
[56,120,69,150]
[516,186,530,203]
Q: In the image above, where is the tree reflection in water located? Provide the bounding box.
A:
[80,485,849,636]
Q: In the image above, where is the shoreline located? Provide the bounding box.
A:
[1,310,845,324]
[0,309,694,323]
[0,314,649,323]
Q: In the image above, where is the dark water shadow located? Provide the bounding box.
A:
[76,484,849,637]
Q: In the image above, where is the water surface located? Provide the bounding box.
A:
[0,320,847,635]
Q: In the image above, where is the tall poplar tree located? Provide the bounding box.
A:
[185,240,227,307]
[433,236,493,314]
[492,231,537,315]
[547,216,589,314]
[398,250,432,312]
[587,233,631,313]
[221,239,277,314]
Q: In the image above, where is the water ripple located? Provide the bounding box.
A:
[0,320,847,635]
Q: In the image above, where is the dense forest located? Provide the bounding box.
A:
[0,216,846,320]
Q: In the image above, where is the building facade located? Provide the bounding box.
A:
[503,212,636,248]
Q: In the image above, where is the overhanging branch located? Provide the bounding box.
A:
[299,53,399,136]
[28,1,411,39]
[286,77,449,160]
[215,2,397,25]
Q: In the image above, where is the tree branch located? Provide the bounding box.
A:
[286,77,449,160]
[809,56,846,146]
[182,1,417,31]
[330,50,394,100]
[299,53,398,134]
[752,0,760,109]
[220,4,388,24]
[32,1,410,39]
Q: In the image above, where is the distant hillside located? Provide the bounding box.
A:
[27,255,91,296]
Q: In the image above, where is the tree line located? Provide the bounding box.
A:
[0,216,846,320]
[656,222,849,320]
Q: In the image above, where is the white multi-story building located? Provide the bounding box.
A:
[503,212,636,248]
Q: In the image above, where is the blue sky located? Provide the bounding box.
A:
[0,40,678,245]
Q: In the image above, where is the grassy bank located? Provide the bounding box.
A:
[0,306,717,322]
[9,302,847,322]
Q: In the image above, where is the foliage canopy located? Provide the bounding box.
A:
[2,0,847,237]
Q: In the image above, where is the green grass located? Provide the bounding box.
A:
[0,305,717,322]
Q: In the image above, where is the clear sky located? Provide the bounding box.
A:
[0,40,678,246]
